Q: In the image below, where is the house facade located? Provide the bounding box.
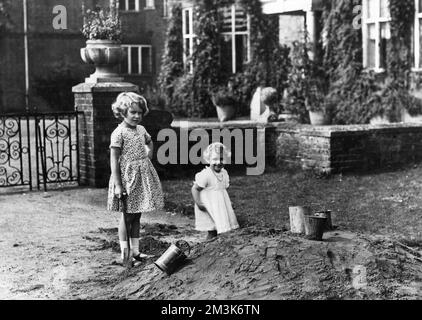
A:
[0,0,169,113]
[4,0,422,115]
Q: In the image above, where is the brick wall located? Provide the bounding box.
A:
[160,121,422,177]
[269,123,422,175]
[73,82,138,187]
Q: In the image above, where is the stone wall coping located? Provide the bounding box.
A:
[170,119,422,136]
[72,82,139,93]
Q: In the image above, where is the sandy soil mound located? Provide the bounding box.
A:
[104,226,422,300]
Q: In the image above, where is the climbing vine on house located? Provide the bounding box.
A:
[0,0,12,33]
[159,0,290,118]
[322,0,422,124]
[157,4,185,115]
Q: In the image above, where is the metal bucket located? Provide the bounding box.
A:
[314,210,332,231]
[304,216,327,241]
[154,240,190,275]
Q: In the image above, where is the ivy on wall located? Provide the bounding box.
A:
[159,0,290,118]
[157,4,184,114]
[0,0,12,33]
[323,0,422,124]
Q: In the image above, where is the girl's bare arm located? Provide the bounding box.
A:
[145,140,154,159]
[191,184,207,212]
[110,147,123,197]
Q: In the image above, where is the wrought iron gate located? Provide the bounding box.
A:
[0,111,82,191]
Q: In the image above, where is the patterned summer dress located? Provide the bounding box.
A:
[107,123,164,214]
[194,167,239,234]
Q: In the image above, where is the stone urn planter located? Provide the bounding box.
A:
[369,115,390,125]
[309,110,330,125]
[211,86,237,122]
[80,40,124,83]
[401,109,422,123]
[215,104,236,122]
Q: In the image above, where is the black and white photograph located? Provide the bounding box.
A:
[1,0,422,307]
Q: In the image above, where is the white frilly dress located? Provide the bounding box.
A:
[194,167,239,234]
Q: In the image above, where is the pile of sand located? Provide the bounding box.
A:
[105,225,422,300]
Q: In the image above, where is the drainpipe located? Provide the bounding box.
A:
[23,0,29,112]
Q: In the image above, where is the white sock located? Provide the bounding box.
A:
[120,241,128,260]
[130,238,140,256]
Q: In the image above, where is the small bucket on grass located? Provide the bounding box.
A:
[154,240,190,275]
[304,216,327,241]
[314,210,333,231]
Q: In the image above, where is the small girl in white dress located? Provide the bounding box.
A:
[191,142,239,240]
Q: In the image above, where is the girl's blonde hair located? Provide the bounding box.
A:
[111,92,149,120]
[203,142,231,164]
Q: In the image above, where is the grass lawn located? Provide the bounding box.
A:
[162,166,422,242]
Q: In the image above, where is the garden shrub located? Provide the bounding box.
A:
[157,4,184,111]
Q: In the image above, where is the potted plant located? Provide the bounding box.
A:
[211,83,238,122]
[401,95,422,123]
[80,2,123,83]
[285,42,330,125]
[259,87,279,122]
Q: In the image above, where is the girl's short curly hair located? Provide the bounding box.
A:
[111,92,149,120]
[203,142,231,164]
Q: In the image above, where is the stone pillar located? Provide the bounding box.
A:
[73,82,139,188]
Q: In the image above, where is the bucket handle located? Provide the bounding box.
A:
[175,240,191,256]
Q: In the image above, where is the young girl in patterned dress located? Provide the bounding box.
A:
[191,142,239,241]
[107,92,164,263]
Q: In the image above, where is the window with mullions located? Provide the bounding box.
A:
[119,0,140,11]
[362,0,391,71]
[415,0,422,69]
[120,45,153,75]
[182,7,195,72]
[163,0,169,17]
[219,5,250,74]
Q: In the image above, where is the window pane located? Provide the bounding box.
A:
[119,0,126,11]
[380,22,390,69]
[380,0,389,18]
[220,34,232,73]
[184,10,190,34]
[419,20,422,67]
[128,0,136,10]
[419,0,422,13]
[121,47,128,73]
[131,47,139,74]
[367,0,377,19]
[367,24,376,68]
[234,8,247,32]
[220,7,232,33]
[235,34,247,72]
[141,47,152,74]
[184,38,191,57]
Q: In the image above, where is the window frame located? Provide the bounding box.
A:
[182,7,195,73]
[119,0,140,12]
[414,0,422,70]
[362,0,391,73]
[163,0,169,17]
[121,44,153,75]
[220,4,251,74]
